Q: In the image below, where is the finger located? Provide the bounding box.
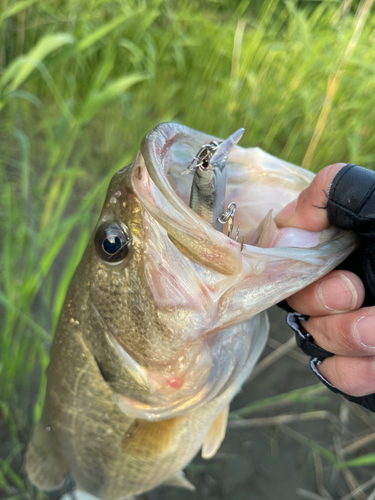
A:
[304,306,375,356]
[286,270,364,316]
[274,163,345,231]
[318,355,375,397]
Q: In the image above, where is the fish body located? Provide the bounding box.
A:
[26,123,357,500]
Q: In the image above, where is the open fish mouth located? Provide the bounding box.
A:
[109,123,357,421]
[134,123,356,272]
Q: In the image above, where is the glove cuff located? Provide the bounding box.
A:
[277,302,375,412]
[327,163,375,236]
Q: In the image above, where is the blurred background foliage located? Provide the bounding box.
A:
[1,0,375,498]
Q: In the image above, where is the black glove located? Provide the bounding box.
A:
[280,163,375,412]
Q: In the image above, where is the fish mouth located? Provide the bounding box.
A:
[106,123,357,421]
[132,121,357,349]
[133,123,356,271]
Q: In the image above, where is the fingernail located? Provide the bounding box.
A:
[318,274,357,312]
[354,316,375,348]
[274,199,297,226]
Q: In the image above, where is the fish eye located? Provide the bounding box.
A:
[94,223,132,263]
[201,159,210,169]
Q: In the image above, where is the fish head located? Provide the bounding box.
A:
[71,123,357,421]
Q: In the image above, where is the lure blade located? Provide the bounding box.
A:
[209,128,245,168]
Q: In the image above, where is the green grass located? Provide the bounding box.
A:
[1,0,375,498]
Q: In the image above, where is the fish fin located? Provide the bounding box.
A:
[25,421,68,490]
[201,405,229,460]
[121,417,182,459]
[163,470,196,491]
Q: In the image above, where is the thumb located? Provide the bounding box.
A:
[274,163,345,231]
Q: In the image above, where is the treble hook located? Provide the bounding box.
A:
[218,205,244,250]
[217,202,236,237]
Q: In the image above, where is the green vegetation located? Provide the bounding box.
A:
[1,0,375,498]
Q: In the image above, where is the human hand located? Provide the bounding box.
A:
[275,163,375,400]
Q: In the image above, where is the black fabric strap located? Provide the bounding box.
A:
[278,300,334,360]
[310,357,375,412]
[279,163,375,412]
[327,163,375,301]
[286,310,333,360]
[327,164,375,236]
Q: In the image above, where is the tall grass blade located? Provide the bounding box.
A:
[76,14,132,53]
[0,0,38,24]
[0,33,75,93]
[80,73,150,121]
[339,454,375,469]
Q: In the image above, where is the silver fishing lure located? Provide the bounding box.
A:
[188,129,244,232]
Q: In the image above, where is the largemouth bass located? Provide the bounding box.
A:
[26,123,357,500]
